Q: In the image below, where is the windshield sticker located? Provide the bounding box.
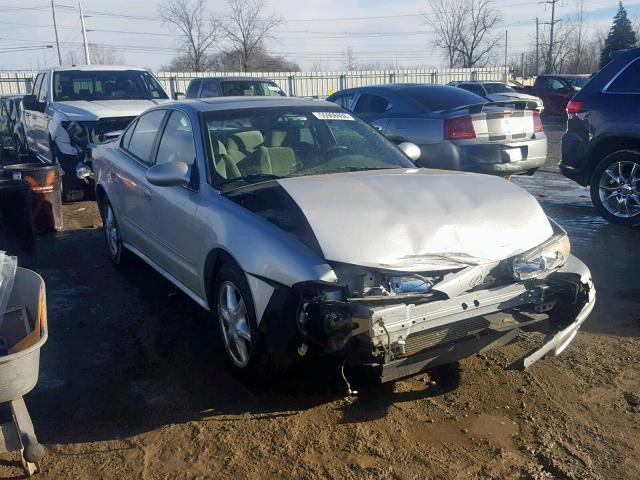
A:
[312,111,355,121]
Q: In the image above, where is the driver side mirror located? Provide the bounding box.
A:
[173,92,185,101]
[397,142,421,162]
[22,94,44,112]
[145,161,192,188]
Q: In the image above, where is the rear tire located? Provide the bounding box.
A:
[213,262,288,383]
[590,150,640,227]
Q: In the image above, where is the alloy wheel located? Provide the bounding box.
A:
[218,281,252,368]
[104,204,120,257]
[598,160,640,219]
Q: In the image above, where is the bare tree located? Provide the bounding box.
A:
[424,0,500,68]
[220,0,283,72]
[159,0,220,72]
[65,45,125,65]
[342,47,358,71]
[423,0,463,67]
[455,0,501,68]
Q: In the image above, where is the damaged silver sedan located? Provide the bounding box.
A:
[93,97,595,385]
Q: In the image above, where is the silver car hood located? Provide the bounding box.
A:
[52,99,168,121]
[277,169,553,271]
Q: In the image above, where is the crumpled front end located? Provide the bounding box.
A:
[285,229,595,383]
[52,115,136,182]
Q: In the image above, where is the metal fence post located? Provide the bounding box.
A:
[431,71,438,84]
[471,70,477,81]
[339,74,346,91]
[389,72,395,83]
[287,75,295,96]
[169,76,177,99]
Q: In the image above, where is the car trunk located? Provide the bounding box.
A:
[471,107,535,143]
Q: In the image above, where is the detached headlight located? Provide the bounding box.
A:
[61,121,91,148]
[512,232,570,280]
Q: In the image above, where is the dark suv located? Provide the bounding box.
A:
[560,47,640,226]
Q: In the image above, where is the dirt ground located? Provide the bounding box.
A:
[1,117,639,479]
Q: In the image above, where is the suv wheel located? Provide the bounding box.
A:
[590,150,640,226]
[53,144,86,202]
[213,263,288,383]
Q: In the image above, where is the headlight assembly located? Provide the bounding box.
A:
[61,121,91,148]
[511,222,570,280]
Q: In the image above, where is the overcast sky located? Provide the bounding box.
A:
[0,0,638,71]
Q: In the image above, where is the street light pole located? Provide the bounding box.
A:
[79,1,91,65]
[51,0,62,65]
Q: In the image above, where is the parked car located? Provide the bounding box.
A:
[561,47,640,226]
[182,76,286,99]
[21,65,170,201]
[528,74,590,115]
[326,84,546,176]
[0,95,27,159]
[448,81,544,112]
[93,97,594,386]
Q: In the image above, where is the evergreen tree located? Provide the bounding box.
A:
[600,2,638,68]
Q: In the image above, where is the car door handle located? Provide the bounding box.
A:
[143,187,151,201]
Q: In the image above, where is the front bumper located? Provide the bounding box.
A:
[283,255,594,383]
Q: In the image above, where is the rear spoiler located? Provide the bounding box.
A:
[439,100,539,115]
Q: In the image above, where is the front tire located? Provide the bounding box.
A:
[590,150,640,226]
[100,198,126,265]
[213,263,287,383]
[53,144,86,202]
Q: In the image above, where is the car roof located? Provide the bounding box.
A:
[538,74,590,79]
[167,96,332,113]
[189,76,277,82]
[39,65,148,73]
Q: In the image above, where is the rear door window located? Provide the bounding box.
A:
[200,80,219,97]
[608,59,640,93]
[37,73,49,103]
[186,80,201,98]
[125,110,167,165]
[353,93,391,119]
[31,74,43,98]
[330,94,355,110]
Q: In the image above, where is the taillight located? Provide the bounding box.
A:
[566,100,584,114]
[533,111,544,133]
[444,115,476,140]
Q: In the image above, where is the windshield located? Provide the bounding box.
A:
[52,70,168,101]
[483,83,515,94]
[221,80,286,97]
[567,77,588,90]
[203,107,415,190]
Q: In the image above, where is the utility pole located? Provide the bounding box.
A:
[521,52,525,78]
[51,1,62,65]
[542,0,561,74]
[504,30,508,81]
[79,1,90,65]
[535,17,539,75]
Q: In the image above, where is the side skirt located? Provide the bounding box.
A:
[122,241,210,312]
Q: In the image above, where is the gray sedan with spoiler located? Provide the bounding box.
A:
[93,97,593,388]
[327,84,546,176]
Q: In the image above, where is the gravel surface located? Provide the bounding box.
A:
[1,118,639,479]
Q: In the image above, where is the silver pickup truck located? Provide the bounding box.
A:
[21,65,169,201]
